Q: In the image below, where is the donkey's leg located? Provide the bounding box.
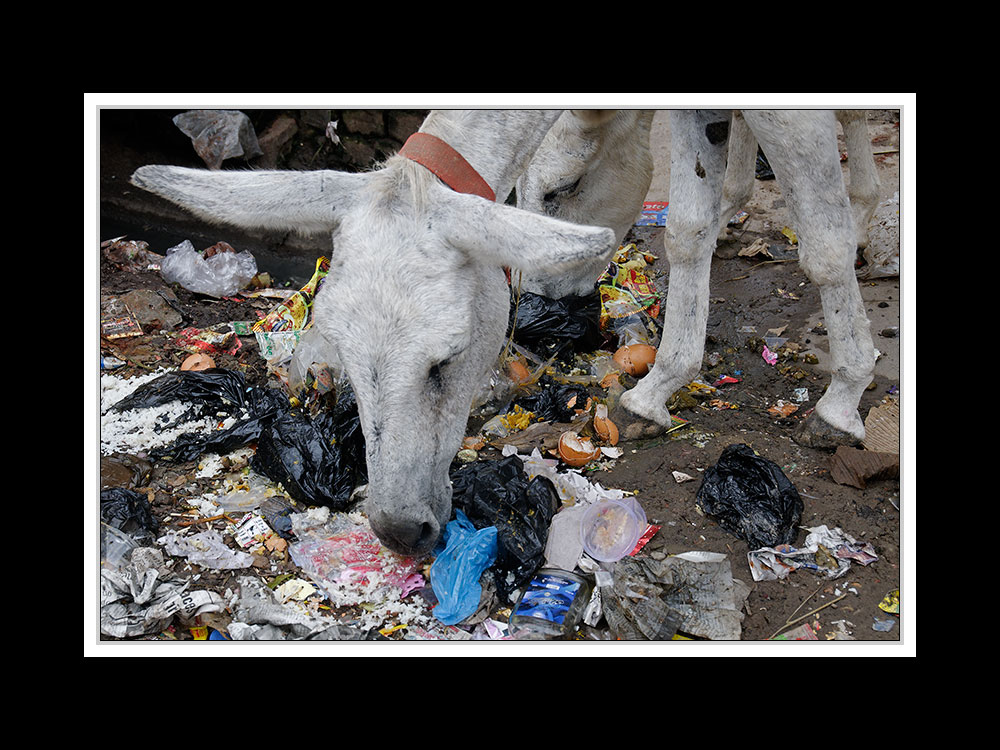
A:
[716,110,757,248]
[836,110,881,250]
[616,110,732,438]
[745,110,876,448]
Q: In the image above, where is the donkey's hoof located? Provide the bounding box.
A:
[793,414,863,450]
[608,403,669,441]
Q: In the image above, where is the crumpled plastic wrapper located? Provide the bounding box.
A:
[599,551,750,641]
[157,528,255,570]
[100,547,226,638]
[227,576,375,641]
[160,240,258,298]
[746,524,879,582]
[173,110,262,170]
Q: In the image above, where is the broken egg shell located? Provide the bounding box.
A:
[506,359,532,384]
[613,343,657,377]
[558,431,602,467]
[181,352,216,371]
[592,403,619,446]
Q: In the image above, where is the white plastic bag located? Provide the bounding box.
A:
[160,240,257,298]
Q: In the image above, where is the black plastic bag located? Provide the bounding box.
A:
[508,381,591,423]
[251,387,367,509]
[109,368,250,415]
[450,455,560,603]
[508,290,603,358]
[136,370,289,462]
[695,443,803,550]
[100,487,160,544]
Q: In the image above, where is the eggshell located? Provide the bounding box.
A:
[181,352,215,371]
[613,344,657,377]
[558,431,602,467]
[506,359,532,384]
[592,404,619,445]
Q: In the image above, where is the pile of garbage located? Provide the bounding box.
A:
[98,233,895,643]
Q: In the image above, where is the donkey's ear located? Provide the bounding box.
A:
[438,189,617,275]
[130,165,370,236]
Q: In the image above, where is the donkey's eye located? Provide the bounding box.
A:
[544,177,582,203]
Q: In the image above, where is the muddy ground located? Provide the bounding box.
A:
[91,108,907,649]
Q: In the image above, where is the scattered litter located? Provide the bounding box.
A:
[879,588,900,615]
[508,568,592,639]
[158,528,255,569]
[600,552,750,640]
[828,620,856,640]
[738,238,773,259]
[101,545,227,638]
[792,388,809,403]
[770,622,819,640]
[101,295,144,339]
[229,511,274,549]
[634,200,669,226]
[597,244,662,343]
[579,496,648,562]
[762,345,778,365]
[228,575,376,641]
[695,444,803,550]
[509,289,602,357]
[101,488,160,545]
[747,525,878,582]
[172,324,242,356]
[160,239,258,298]
[728,210,749,227]
[872,616,896,632]
[450,455,560,602]
[672,470,695,483]
[253,257,330,375]
[251,386,366,509]
[429,510,498,625]
[173,110,263,170]
[288,509,427,631]
[768,400,799,418]
[102,236,164,272]
[781,226,798,245]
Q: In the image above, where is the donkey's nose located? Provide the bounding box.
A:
[369,509,441,557]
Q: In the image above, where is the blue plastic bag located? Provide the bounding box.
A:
[430,510,498,625]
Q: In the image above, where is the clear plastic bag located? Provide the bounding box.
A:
[160,240,257,298]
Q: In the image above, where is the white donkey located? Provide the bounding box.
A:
[132,110,618,556]
[515,109,881,449]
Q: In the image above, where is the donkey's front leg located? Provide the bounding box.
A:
[616,110,731,438]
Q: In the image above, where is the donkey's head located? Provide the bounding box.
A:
[515,110,656,297]
[131,155,616,556]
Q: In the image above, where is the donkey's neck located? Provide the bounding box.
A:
[418,110,563,202]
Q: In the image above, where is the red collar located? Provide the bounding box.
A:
[399,132,510,285]
[398,132,496,202]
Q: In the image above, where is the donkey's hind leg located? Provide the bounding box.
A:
[745,110,877,448]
